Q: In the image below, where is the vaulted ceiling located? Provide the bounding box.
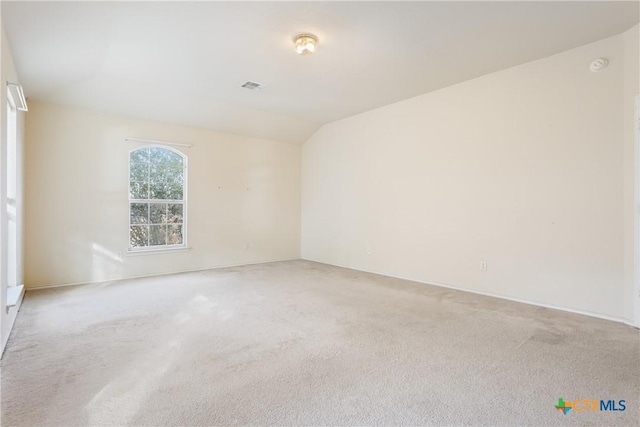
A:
[2,1,638,143]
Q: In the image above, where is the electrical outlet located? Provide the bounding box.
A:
[243,242,249,250]
[366,246,372,255]
[480,260,487,272]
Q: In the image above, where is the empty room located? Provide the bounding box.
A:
[0,1,639,426]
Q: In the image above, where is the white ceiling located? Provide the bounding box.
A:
[2,1,638,144]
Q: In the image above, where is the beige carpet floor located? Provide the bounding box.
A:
[1,260,639,426]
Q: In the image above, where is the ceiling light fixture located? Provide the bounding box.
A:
[294,33,318,55]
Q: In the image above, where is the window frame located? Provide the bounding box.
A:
[6,92,18,288]
[127,145,188,253]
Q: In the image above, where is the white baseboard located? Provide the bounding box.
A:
[303,258,640,329]
[26,258,301,291]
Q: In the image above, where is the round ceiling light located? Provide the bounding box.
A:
[294,33,318,55]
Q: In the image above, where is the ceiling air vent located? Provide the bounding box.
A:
[241,81,264,90]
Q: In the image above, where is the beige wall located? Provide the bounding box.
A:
[622,24,639,324]
[302,33,632,320]
[25,101,301,288]
[1,26,26,351]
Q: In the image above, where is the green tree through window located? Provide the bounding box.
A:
[129,146,186,249]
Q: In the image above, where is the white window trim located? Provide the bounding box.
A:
[127,145,188,253]
[6,95,18,291]
[125,246,191,256]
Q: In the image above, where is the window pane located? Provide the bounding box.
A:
[150,225,167,246]
[130,148,149,165]
[150,147,182,167]
[130,225,149,247]
[166,151,183,168]
[168,224,183,245]
[149,163,165,199]
[165,166,184,199]
[129,161,148,182]
[130,203,148,224]
[150,203,167,224]
[148,164,183,200]
[149,147,169,164]
[168,204,183,223]
[166,166,183,182]
[150,163,167,181]
[165,185,183,200]
[149,181,168,200]
[129,181,149,199]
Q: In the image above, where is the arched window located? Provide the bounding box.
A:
[129,146,186,250]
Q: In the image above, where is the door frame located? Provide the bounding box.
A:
[634,94,640,327]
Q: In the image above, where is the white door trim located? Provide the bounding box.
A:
[634,94,640,327]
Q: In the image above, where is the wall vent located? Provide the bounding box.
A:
[241,81,264,90]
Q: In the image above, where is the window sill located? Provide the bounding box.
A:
[126,246,191,256]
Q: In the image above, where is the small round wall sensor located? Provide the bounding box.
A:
[589,58,609,72]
